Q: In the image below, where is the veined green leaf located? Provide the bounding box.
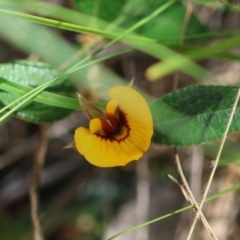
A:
[151,85,240,146]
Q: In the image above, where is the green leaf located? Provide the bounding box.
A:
[151,85,240,146]
[0,60,75,123]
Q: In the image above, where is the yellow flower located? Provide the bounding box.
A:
[74,86,153,167]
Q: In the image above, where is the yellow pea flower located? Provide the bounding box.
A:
[74,86,153,167]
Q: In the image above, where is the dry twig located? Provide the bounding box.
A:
[29,124,48,240]
[171,148,218,239]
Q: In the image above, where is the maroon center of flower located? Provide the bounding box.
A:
[97,109,130,139]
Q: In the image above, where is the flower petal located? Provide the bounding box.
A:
[89,118,102,133]
[108,86,153,151]
[74,127,142,167]
[108,86,152,125]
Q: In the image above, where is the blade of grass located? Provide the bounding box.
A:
[0,11,134,100]
[0,2,210,81]
[3,0,239,81]
[0,78,79,110]
[0,6,158,44]
[0,77,62,122]
[147,33,240,80]
[0,1,176,122]
[107,183,240,240]
[3,0,236,42]
[3,47,138,111]
[18,0,240,47]
[0,47,131,112]
[16,1,240,44]
[213,52,240,61]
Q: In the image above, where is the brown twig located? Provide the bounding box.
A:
[172,148,218,239]
[29,124,48,240]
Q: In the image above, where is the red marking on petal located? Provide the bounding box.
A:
[96,108,130,143]
[99,118,115,135]
[107,113,119,130]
